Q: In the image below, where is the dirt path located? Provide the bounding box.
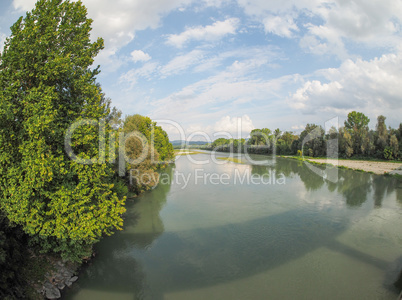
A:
[306,158,402,175]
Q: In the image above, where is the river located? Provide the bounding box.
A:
[64,152,402,300]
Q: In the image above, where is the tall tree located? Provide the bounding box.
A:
[375,115,388,153]
[0,0,126,261]
[344,111,370,155]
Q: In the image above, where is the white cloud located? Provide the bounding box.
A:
[119,45,279,87]
[12,0,35,11]
[213,115,255,137]
[166,18,240,48]
[130,50,151,62]
[263,15,299,37]
[291,125,305,131]
[0,32,6,53]
[119,62,159,88]
[12,0,195,66]
[148,54,298,130]
[288,52,402,126]
[160,50,205,77]
[160,114,255,141]
[237,0,402,57]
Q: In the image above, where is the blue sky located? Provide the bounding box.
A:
[1,0,402,140]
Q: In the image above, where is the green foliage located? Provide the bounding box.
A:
[248,128,272,146]
[384,146,393,160]
[390,135,399,159]
[344,111,370,155]
[375,115,388,151]
[276,131,298,155]
[123,114,174,194]
[209,111,400,162]
[299,124,325,157]
[212,138,231,148]
[344,111,370,132]
[123,114,174,163]
[0,0,126,261]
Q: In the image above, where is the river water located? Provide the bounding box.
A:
[65,153,402,300]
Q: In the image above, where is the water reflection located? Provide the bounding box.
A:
[65,166,173,299]
[269,158,401,209]
[65,157,402,300]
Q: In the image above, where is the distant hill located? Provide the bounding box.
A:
[170,140,208,146]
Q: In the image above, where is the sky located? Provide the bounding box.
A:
[0,0,402,141]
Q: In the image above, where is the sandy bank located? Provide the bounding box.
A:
[306,158,402,175]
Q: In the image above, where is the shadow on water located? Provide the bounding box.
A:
[65,160,402,299]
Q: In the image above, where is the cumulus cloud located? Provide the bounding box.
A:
[130,50,151,62]
[288,52,402,125]
[166,18,240,48]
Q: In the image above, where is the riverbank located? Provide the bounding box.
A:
[283,156,402,175]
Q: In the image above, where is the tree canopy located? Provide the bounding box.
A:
[0,0,126,261]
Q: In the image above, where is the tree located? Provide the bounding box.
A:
[299,124,325,157]
[0,0,126,261]
[276,131,297,155]
[344,111,370,155]
[248,128,272,146]
[123,114,174,163]
[339,127,353,157]
[123,114,173,194]
[390,135,399,159]
[375,115,388,153]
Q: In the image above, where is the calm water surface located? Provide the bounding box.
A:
[65,153,402,300]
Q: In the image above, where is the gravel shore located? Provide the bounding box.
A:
[306,158,402,175]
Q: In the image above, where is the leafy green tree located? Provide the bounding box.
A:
[248,128,272,146]
[339,127,353,157]
[0,0,126,261]
[212,138,230,148]
[122,114,173,194]
[344,111,370,155]
[375,115,388,154]
[123,114,174,163]
[361,130,376,157]
[299,124,325,157]
[153,125,174,162]
[390,135,399,159]
[344,111,370,132]
[276,131,297,155]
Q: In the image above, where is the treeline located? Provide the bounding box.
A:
[206,111,402,160]
[0,1,173,298]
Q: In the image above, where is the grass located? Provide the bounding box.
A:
[174,149,204,156]
[384,172,402,181]
[216,157,244,164]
